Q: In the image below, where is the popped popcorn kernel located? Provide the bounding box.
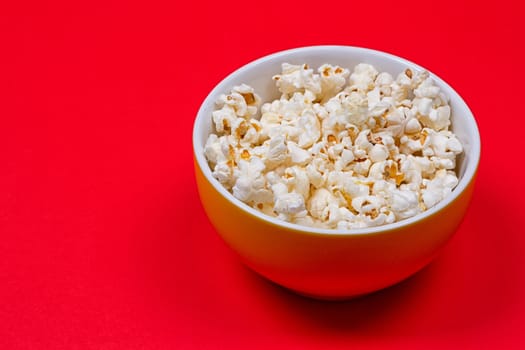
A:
[204,62,463,230]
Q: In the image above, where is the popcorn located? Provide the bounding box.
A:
[232,157,270,204]
[389,189,421,219]
[287,142,311,165]
[265,134,288,168]
[273,63,321,98]
[297,110,321,148]
[422,169,459,209]
[349,63,379,91]
[318,64,350,102]
[274,192,306,216]
[369,144,389,163]
[204,65,463,230]
[284,166,310,200]
[308,188,336,220]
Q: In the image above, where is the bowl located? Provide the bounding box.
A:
[192,46,480,299]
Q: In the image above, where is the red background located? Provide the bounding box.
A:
[1,1,524,348]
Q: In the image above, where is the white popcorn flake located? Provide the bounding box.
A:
[415,97,433,116]
[204,62,463,230]
[308,188,336,220]
[204,134,223,165]
[284,166,310,201]
[335,149,355,171]
[265,134,288,168]
[273,63,321,98]
[232,157,270,203]
[297,110,321,148]
[369,144,389,163]
[287,142,311,165]
[213,162,234,189]
[306,163,325,188]
[375,72,394,86]
[414,77,440,99]
[389,189,421,220]
[418,104,451,131]
[422,169,459,209]
[318,64,350,102]
[274,192,306,215]
[349,63,378,91]
[212,107,237,133]
[404,118,422,134]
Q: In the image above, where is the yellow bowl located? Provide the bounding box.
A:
[193,46,480,299]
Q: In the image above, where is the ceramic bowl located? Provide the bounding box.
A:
[193,46,480,299]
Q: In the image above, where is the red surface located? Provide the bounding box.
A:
[1,1,524,348]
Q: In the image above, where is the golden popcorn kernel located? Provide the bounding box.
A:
[228,144,235,159]
[327,134,337,143]
[385,163,397,178]
[222,119,231,133]
[340,191,358,215]
[241,149,250,160]
[369,208,379,219]
[394,173,405,186]
[241,92,256,105]
[235,121,248,138]
[405,68,413,78]
[347,128,358,142]
[420,130,428,145]
[368,133,383,145]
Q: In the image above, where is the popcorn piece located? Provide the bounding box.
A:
[284,166,310,200]
[352,195,383,216]
[232,157,271,203]
[213,162,234,189]
[204,134,224,166]
[415,97,433,116]
[318,64,350,101]
[405,118,422,134]
[274,192,306,215]
[389,189,420,219]
[212,107,237,134]
[216,84,261,119]
[422,169,459,209]
[369,144,389,162]
[287,142,311,165]
[273,63,321,98]
[297,109,321,148]
[349,63,379,91]
[308,188,336,220]
[265,134,288,168]
[306,163,325,188]
[335,149,355,170]
[204,62,463,230]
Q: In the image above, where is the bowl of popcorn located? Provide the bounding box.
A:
[193,46,480,299]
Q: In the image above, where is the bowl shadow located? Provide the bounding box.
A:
[231,182,521,338]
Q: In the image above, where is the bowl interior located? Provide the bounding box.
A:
[193,46,480,234]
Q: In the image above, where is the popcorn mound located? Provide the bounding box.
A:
[204,63,463,230]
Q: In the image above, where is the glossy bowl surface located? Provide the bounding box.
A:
[193,46,480,298]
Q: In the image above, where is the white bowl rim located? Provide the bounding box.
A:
[193,45,481,236]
